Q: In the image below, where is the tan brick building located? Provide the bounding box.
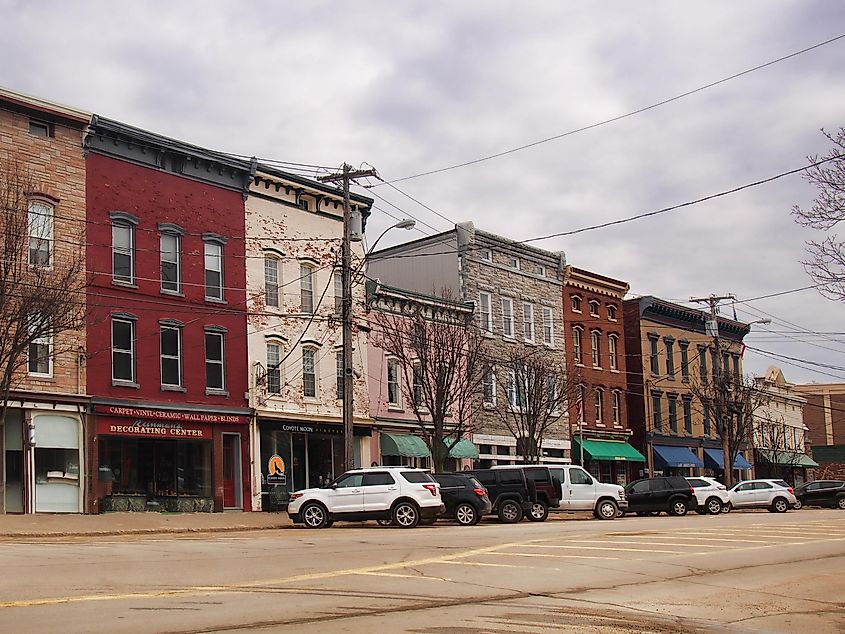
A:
[794,383,845,480]
[0,87,90,513]
[368,221,569,465]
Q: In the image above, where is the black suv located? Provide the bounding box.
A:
[794,480,845,510]
[623,476,696,517]
[432,473,493,526]
[469,466,561,523]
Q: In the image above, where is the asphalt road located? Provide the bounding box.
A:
[1,509,843,633]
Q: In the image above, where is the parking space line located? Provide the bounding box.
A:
[510,544,697,554]
[427,560,530,569]
[482,552,626,560]
[659,534,772,543]
[539,540,725,549]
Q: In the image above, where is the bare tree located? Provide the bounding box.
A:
[792,127,845,300]
[369,294,487,473]
[0,158,87,437]
[753,415,809,483]
[688,351,768,487]
[490,347,577,464]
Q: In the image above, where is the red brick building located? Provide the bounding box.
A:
[84,117,255,513]
[794,383,845,480]
[562,266,643,485]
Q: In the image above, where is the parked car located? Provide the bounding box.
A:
[686,476,730,515]
[287,467,445,529]
[547,465,628,520]
[469,466,561,523]
[727,479,797,513]
[432,473,492,525]
[792,480,845,510]
[622,476,696,516]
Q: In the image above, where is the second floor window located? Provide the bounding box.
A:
[651,392,662,430]
[267,343,281,394]
[683,397,693,433]
[573,326,583,364]
[300,264,315,313]
[112,317,135,383]
[28,201,53,267]
[205,331,225,391]
[608,335,618,370]
[387,358,400,406]
[204,242,224,300]
[112,221,134,284]
[482,367,496,405]
[265,257,280,307]
[612,390,621,425]
[542,306,554,346]
[302,347,317,397]
[523,302,535,342]
[501,298,514,338]
[160,325,182,387]
[594,388,603,423]
[412,362,423,407]
[160,233,181,293]
[507,368,525,410]
[591,330,601,368]
[479,292,492,333]
[668,395,678,432]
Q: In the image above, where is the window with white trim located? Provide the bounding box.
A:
[28,201,53,267]
[523,302,535,342]
[112,221,135,284]
[482,367,496,405]
[571,295,581,312]
[507,367,525,410]
[204,241,224,300]
[336,350,344,400]
[27,314,51,376]
[542,306,554,346]
[479,292,492,333]
[607,304,618,321]
[508,257,520,270]
[412,362,423,408]
[387,358,401,407]
[591,330,601,368]
[302,347,317,398]
[608,334,618,370]
[480,249,492,262]
[334,270,343,313]
[160,324,182,387]
[267,342,282,394]
[264,257,280,307]
[300,264,315,313]
[577,384,585,423]
[572,326,583,364]
[589,300,600,317]
[501,298,514,338]
[160,232,181,293]
[545,375,557,413]
[594,388,603,423]
[205,331,225,391]
[612,390,621,425]
[112,317,135,383]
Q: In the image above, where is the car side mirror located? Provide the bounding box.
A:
[331,483,338,489]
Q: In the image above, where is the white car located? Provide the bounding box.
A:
[686,476,730,514]
[287,467,445,529]
[548,465,628,520]
[727,479,797,513]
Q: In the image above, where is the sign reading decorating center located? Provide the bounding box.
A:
[267,454,287,485]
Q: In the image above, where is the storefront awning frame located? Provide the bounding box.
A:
[380,432,430,458]
[653,444,704,469]
[446,438,479,459]
[572,438,645,462]
[756,449,819,468]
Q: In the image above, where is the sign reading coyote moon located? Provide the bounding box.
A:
[267,454,286,485]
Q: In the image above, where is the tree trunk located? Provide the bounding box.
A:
[722,435,734,488]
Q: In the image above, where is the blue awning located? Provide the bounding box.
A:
[703,448,752,470]
[653,445,704,468]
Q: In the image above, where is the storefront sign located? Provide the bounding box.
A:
[95,405,247,425]
[263,421,371,436]
[266,454,286,485]
[98,418,211,439]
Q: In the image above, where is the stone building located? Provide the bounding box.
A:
[623,296,753,481]
[0,87,90,513]
[563,266,643,486]
[794,382,845,480]
[752,366,816,485]
[246,166,373,511]
[368,221,570,465]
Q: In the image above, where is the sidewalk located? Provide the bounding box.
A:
[0,511,293,538]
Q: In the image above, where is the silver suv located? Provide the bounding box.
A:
[288,467,445,528]
[728,479,797,513]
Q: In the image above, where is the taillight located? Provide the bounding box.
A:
[422,484,437,496]
[788,487,794,495]
[689,487,695,496]
[289,492,304,501]
[473,487,487,497]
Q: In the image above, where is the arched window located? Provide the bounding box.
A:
[594,388,603,423]
[300,263,315,313]
[591,330,601,368]
[302,346,318,397]
[28,200,53,267]
[589,300,600,317]
[266,341,283,394]
[607,304,618,321]
[570,295,582,313]
[572,326,583,364]
[608,334,619,370]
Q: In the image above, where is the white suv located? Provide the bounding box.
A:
[728,479,797,513]
[288,467,445,529]
[686,477,730,514]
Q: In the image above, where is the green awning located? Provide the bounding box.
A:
[380,433,430,458]
[757,450,819,468]
[446,438,479,459]
[573,438,646,462]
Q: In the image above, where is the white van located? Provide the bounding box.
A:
[548,465,628,520]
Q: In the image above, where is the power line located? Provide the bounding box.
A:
[377,33,845,185]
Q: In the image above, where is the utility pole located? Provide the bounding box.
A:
[690,293,735,485]
[318,164,377,472]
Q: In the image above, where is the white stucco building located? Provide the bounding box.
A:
[245,167,373,511]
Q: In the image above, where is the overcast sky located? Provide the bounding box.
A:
[2,0,845,384]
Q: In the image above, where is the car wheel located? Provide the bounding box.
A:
[497,500,523,523]
[772,497,789,513]
[596,500,618,520]
[705,497,723,515]
[301,502,328,529]
[376,518,394,527]
[455,503,479,526]
[669,500,688,517]
[527,502,549,522]
[392,501,420,528]
[837,497,845,510]
[792,499,803,510]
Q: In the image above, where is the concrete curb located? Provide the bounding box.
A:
[0,523,293,539]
